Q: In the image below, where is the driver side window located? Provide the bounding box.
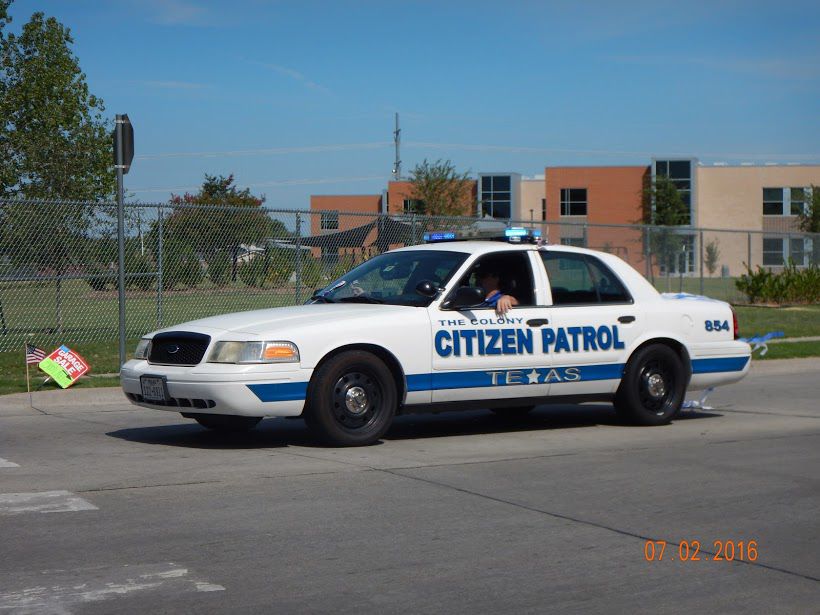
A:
[456,252,535,307]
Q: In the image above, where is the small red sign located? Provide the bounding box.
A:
[40,345,91,387]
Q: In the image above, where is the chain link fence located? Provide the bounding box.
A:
[1,198,817,353]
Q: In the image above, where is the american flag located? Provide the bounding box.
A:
[25,344,46,365]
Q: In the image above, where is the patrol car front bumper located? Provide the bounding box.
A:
[121,359,312,417]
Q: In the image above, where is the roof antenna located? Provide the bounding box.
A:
[392,112,401,180]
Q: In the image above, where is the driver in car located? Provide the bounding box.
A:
[476,267,519,316]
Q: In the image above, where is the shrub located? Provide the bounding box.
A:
[207,252,231,286]
[704,239,720,276]
[126,250,156,292]
[736,262,820,304]
[86,264,114,291]
[162,241,203,290]
[238,257,267,288]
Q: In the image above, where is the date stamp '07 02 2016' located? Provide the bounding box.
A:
[644,540,759,562]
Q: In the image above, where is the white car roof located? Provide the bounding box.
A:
[395,240,609,258]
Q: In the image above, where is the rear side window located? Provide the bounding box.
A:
[541,252,632,305]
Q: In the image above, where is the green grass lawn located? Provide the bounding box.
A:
[0,278,300,353]
[651,276,746,303]
[0,338,132,395]
[755,340,820,360]
[734,304,820,338]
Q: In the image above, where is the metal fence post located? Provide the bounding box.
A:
[156,205,164,329]
[747,232,752,269]
[116,118,126,366]
[295,212,302,303]
[411,213,418,245]
[56,274,63,334]
[699,229,704,296]
[644,226,651,281]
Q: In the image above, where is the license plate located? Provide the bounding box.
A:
[140,376,168,402]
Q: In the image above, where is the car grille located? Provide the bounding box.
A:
[148,331,211,366]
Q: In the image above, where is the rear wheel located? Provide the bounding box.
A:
[614,344,685,426]
[188,413,262,432]
[304,351,397,446]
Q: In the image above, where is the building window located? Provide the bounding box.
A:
[654,159,693,224]
[403,199,424,214]
[763,236,810,267]
[790,237,807,265]
[657,235,696,276]
[320,211,339,230]
[763,187,809,216]
[560,188,587,216]
[480,175,512,219]
[764,237,808,266]
[541,198,547,220]
[790,188,807,216]
[763,188,784,216]
[762,237,784,265]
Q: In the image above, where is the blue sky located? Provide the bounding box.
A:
[8,0,820,207]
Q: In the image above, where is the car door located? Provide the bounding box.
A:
[427,250,552,403]
[538,250,642,397]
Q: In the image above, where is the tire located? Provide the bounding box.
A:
[614,344,685,426]
[189,413,262,432]
[491,406,536,418]
[304,351,397,447]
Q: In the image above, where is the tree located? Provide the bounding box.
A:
[798,185,820,233]
[642,174,691,288]
[159,174,287,283]
[704,238,721,276]
[798,185,820,265]
[0,0,115,309]
[409,159,474,217]
[0,2,114,199]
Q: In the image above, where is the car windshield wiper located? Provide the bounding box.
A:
[309,294,336,303]
[338,295,384,304]
[310,280,346,303]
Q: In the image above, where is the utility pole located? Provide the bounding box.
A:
[113,114,134,367]
[392,112,401,181]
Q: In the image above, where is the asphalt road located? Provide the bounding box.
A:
[1,359,819,614]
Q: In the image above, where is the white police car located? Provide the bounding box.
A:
[121,228,751,446]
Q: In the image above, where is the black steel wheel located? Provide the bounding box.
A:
[614,344,685,426]
[304,351,397,446]
[189,413,262,432]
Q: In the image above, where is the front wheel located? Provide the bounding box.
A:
[188,413,262,432]
[304,351,397,446]
[614,344,685,426]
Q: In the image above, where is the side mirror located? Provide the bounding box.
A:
[415,280,441,298]
[442,286,485,310]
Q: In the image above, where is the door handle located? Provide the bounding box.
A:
[527,318,549,327]
[618,315,636,324]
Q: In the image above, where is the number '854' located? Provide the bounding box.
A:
[705,320,730,332]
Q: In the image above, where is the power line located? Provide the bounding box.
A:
[135,142,391,160]
[134,140,819,163]
[404,141,820,161]
[131,174,389,194]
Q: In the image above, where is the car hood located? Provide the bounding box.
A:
[149,303,418,338]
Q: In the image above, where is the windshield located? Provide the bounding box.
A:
[312,250,468,307]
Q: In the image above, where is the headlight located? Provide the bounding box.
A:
[208,341,300,364]
[134,338,152,360]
